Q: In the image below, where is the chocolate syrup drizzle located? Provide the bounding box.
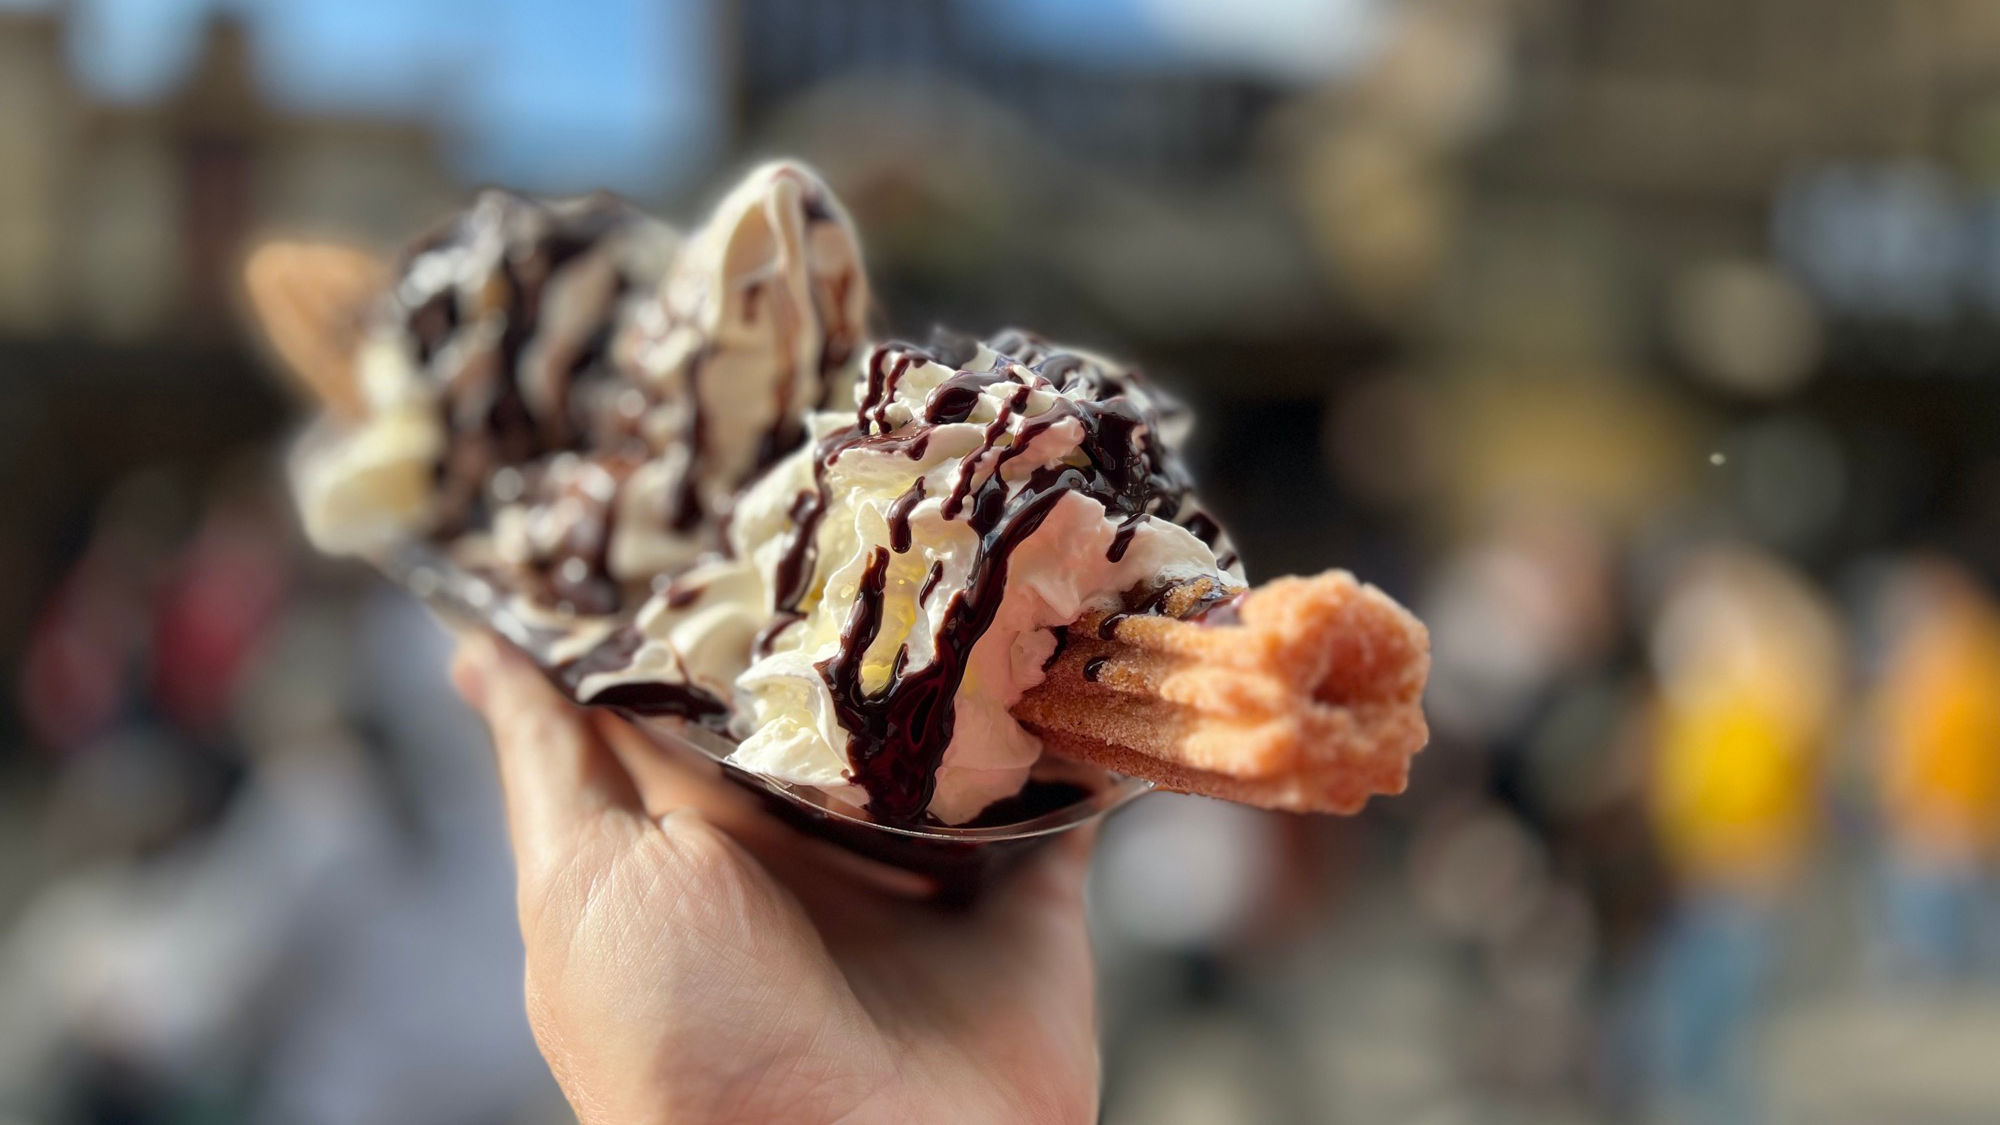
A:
[403,193,659,528]
[661,576,707,610]
[774,334,1234,822]
[1106,512,1146,563]
[885,478,927,553]
[520,455,632,616]
[918,561,946,603]
[1097,581,1178,640]
[388,174,862,623]
[1043,625,1070,671]
[556,625,731,727]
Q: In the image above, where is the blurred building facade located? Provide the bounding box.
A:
[0,11,457,343]
[731,0,1282,177]
[0,11,464,703]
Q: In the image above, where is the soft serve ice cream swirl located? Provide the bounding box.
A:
[612,332,1242,824]
[612,163,870,581]
[293,163,869,621]
[294,189,674,567]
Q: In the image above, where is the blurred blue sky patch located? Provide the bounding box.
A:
[1,0,1377,196]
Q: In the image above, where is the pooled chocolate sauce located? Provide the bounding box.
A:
[960,779,1093,828]
[588,680,732,726]
[1082,656,1110,683]
[923,368,1011,426]
[557,624,646,687]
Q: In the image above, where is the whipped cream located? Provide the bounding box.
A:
[616,332,1241,823]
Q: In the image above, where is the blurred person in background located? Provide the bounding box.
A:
[1,465,558,1124]
[1422,502,1621,766]
[21,461,287,870]
[1089,792,1314,1124]
[1412,503,1640,1104]
[1641,545,1843,1125]
[3,465,292,1119]
[17,471,190,761]
[1867,555,2000,982]
[146,459,291,743]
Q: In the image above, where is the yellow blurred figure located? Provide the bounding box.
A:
[1867,558,2000,981]
[1652,683,1816,889]
[1640,546,1842,1120]
[1874,562,2000,863]
[1647,548,1843,891]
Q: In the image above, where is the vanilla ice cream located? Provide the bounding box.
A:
[294,163,871,620]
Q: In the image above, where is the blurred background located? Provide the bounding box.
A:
[5,0,2000,1121]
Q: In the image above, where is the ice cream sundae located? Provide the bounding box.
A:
[248,161,1429,828]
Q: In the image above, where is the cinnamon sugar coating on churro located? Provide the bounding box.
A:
[1014,570,1429,813]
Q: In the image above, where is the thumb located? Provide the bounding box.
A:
[522,805,894,1125]
[636,807,850,980]
[452,633,642,877]
[544,807,882,1067]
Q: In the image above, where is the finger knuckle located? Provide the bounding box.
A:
[653,811,742,890]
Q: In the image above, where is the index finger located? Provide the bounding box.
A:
[453,633,643,861]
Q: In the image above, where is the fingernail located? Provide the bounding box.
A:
[451,634,497,709]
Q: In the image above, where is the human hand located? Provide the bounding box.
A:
[451,635,1100,1125]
